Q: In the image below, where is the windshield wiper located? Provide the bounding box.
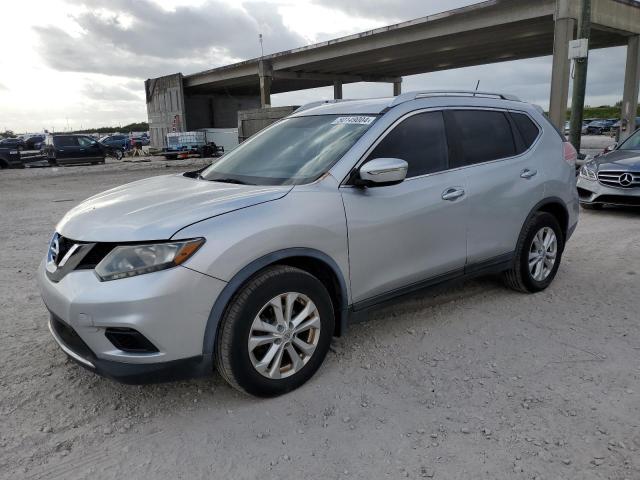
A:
[210,177,253,185]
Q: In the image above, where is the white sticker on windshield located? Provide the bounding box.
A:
[331,116,376,125]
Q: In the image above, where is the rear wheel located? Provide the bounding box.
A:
[214,265,334,397]
[503,212,564,293]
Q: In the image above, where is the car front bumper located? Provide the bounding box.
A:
[37,259,226,383]
[577,177,640,207]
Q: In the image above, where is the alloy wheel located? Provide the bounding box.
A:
[248,292,320,379]
[528,227,557,282]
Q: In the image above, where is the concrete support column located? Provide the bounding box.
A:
[393,79,402,96]
[333,80,343,100]
[621,35,640,141]
[549,17,575,129]
[258,60,272,108]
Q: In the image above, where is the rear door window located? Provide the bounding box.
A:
[446,110,516,167]
[367,111,448,178]
[54,136,79,147]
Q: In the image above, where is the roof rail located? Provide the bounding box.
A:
[390,90,521,107]
[293,99,354,113]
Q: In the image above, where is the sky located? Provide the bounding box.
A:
[0,0,635,133]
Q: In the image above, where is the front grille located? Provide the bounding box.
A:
[50,315,95,360]
[53,235,75,265]
[597,171,640,189]
[52,234,114,270]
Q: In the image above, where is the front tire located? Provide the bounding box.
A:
[214,265,334,397]
[503,212,564,293]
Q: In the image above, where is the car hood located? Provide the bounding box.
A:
[57,174,292,242]
[595,150,640,172]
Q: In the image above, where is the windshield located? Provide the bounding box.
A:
[200,114,376,185]
[618,128,640,151]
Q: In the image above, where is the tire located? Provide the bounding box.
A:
[113,150,123,160]
[503,212,564,293]
[580,202,602,210]
[214,265,334,397]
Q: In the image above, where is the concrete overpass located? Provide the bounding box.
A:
[145,0,640,148]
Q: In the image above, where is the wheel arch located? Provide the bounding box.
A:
[526,197,569,242]
[202,248,349,357]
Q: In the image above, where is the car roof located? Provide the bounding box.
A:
[291,90,525,117]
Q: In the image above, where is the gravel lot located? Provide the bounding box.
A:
[1,155,639,480]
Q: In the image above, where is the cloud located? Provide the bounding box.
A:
[0,82,7,91]
[310,0,481,22]
[81,83,143,102]
[34,0,305,79]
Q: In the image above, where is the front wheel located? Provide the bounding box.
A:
[503,212,564,293]
[113,149,123,160]
[214,265,334,397]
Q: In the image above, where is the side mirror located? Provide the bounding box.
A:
[603,143,616,154]
[356,158,408,187]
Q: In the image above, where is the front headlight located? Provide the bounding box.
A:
[579,164,597,181]
[95,238,204,281]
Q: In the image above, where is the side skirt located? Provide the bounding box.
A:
[347,252,514,325]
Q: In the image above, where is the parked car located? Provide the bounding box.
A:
[23,134,46,150]
[578,126,640,208]
[38,91,578,396]
[586,120,614,135]
[564,121,589,135]
[612,117,640,137]
[99,134,130,150]
[0,137,25,150]
[0,146,22,169]
[130,135,150,147]
[43,134,123,166]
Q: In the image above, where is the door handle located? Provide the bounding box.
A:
[520,168,538,179]
[442,187,465,201]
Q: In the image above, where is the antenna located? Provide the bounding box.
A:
[473,80,480,96]
[259,34,264,57]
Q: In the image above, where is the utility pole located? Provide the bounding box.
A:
[568,0,591,152]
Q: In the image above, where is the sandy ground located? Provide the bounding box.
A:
[1,156,639,480]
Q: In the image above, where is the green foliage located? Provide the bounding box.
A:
[566,104,640,120]
[0,130,15,139]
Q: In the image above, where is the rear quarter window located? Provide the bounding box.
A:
[511,112,541,150]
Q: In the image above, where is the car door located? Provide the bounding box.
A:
[77,136,103,162]
[445,109,545,264]
[340,110,469,305]
[53,136,80,164]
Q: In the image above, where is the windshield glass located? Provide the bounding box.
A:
[200,114,376,185]
[618,128,640,151]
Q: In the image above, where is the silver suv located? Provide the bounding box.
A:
[38,91,579,396]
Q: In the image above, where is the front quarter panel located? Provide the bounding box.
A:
[173,179,350,299]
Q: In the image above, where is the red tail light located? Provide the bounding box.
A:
[563,141,577,166]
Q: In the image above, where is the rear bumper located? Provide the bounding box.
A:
[48,313,211,384]
[577,177,640,207]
